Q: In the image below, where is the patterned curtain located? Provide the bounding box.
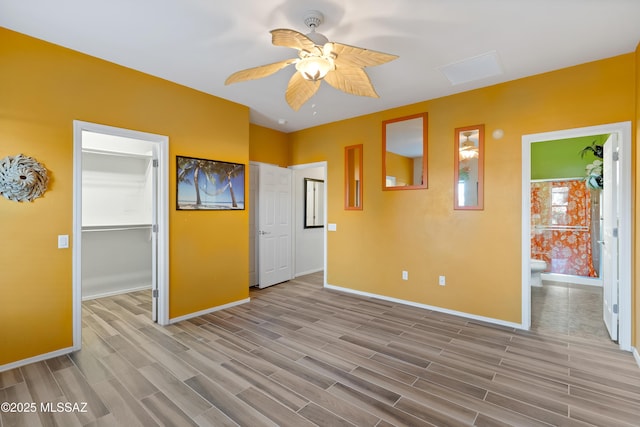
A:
[531,180,597,277]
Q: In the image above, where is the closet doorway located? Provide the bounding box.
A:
[72,121,169,351]
[521,122,632,351]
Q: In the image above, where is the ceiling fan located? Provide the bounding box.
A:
[225,10,398,111]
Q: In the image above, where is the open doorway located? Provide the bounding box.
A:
[521,122,632,351]
[72,121,169,351]
[291,162,327,285]
[248,161,327,289]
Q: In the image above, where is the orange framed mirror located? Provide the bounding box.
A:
[382,113,428,190]
[345,144,363,210]
[454,124,484,210]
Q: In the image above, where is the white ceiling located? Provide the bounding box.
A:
[2,0,640,133]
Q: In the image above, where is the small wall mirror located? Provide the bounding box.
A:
[304,178,324,228]
[454,124,484,210]
[345,144,363,210]
[383,113,428,190]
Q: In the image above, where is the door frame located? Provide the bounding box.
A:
[72,120,170,351]
[289,161,328,287]
[521,121,632,351]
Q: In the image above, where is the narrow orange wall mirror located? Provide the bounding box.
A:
[454,124,484,210]
[382,113,428,190]
[345,144,363,210]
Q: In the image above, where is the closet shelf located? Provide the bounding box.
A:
[82,224,152,232]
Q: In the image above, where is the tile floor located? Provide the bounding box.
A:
[531,280,612,343]
[2,273,639,426]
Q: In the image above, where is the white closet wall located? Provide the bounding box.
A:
[81,152,153,299]
[294,166,324,276]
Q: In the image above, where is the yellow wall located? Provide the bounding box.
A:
[385,151,413,187]
[249,124,290,166]
[0,28,250,366]
[2,26,638,367]
[290,54,636,327]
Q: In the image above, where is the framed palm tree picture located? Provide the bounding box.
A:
[176,156,245,210]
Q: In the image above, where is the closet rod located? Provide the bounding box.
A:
[82,148,153,159]
[82,224,152,232]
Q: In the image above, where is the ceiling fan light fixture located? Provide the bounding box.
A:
[224,9,398,110]
[303,10,327,45]
[459,145,479,160]
[295,55,334,81]
[305,29,329,46]
[459,131,479,160]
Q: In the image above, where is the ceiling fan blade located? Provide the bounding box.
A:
[285,72,320,111]
[225,59,296,85]
[331,42,398,68]
[324,67,379,98]
[270,29,317,52]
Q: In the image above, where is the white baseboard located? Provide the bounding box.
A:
[1,297,251,372]
[0,346,75,373]
[295,268,323,277]
[324,284,522,330]
[82,284,152,301]
[169,298,250,324]
[633,347,640,369]
[540,273,602,287]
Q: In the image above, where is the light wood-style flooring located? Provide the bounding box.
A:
[1,272,640,426]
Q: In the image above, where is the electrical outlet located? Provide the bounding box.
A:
[439,275,446,286]
[402,271,408,281]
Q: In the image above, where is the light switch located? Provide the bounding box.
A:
[328,223,337,231]
[58,235,69,249]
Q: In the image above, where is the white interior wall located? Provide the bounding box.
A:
[82,153,152,225]
[81,150,153,299]
[294,166,324,276]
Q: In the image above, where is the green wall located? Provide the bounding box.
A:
[531,134,609,180]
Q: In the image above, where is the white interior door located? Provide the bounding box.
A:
[602,133,618,341]
[258,163,293,288]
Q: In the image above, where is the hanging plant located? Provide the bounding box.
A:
[584,159,603,190]
[580,141,603,159]
[458,165,470,181]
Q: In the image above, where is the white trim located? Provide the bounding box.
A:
[540,273,602,287]
[325,284,522,330]
[289,162,327,170]
[73,120,170,355]
[522,122,632,351]
[633,347,640,369]
[169,298,250,324]
[0,347,74,373]
[295,268,324,277]
[81,285,152,301]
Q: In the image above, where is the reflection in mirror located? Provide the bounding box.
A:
[383,113,428,190]
[304,178,324,228]
[345,144,363,210]
[454,124,484,210]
